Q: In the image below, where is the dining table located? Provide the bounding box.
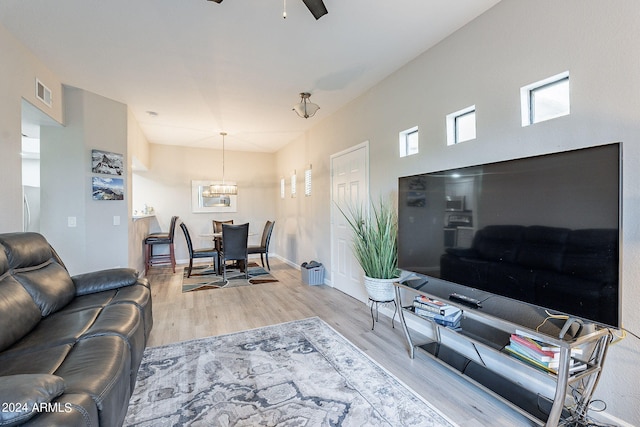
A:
[199,230,257,273]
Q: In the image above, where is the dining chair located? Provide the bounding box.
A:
[248,220,275,270]
[144,215,179,274]
[220,223,249,281]
[213,219,234,233]
[180,222,218,278]
[212,219,234,255]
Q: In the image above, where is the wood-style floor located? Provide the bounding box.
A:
[145,258,534,426]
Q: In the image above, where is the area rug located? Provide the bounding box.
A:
[182,262,278,292]
[124,317,458,427]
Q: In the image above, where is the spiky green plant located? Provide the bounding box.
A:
[339,197,399,279]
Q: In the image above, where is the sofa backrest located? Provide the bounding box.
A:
[0,233,75,352]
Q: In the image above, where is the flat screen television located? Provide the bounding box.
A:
[398,143,621,328]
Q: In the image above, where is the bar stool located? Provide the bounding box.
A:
[144,215,178,274]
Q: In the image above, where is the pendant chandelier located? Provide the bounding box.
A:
[292,92,320,119]
[204,132,237,198]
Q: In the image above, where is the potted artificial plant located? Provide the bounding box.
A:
[340,196,400,301]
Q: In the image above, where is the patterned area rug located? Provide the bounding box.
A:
[124,317,458,427]
[182,263,278,292]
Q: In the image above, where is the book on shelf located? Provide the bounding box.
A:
[504,345,587,375]
[512,330,583,356]
[413,295,460,316]
[504,345,558,373]
[505,334,587,375]
[509,341,559,364]
[413,306,462,329]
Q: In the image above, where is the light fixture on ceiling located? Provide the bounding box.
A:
[203,132,237,201]
[292,92,320,119]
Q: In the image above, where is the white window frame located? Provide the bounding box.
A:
[521,71,570,126]
[399,126,419,157]
[446,105,476,145]
[290,170,296,198]
[280,177,285,199]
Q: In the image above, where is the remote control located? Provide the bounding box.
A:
[449,293,482,308]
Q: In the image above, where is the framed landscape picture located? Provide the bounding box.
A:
[92,177,124,200]
[92,149,124,175]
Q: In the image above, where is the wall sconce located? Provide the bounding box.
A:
[304,164,312,196]
[291,170,297,197]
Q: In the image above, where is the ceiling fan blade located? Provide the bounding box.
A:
[301,0,328,20]
[207,0,223,3]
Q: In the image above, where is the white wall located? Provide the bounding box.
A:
[0,24,63,232]
[40,86,130,275]
[132,143,277,264]
[274,1,640,424]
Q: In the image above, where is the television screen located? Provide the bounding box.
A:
[398,143,621,328]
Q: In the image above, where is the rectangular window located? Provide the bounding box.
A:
[399,126,419,157]
[280,177,285,199]
[290,171,296,198]
[447,106,476,145]
[521,71,570,126]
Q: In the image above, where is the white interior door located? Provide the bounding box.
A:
[330,142,369,303]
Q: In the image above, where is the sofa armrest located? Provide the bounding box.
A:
[72,268,139,296]
[0,374,66,426]
[445,247,478,258]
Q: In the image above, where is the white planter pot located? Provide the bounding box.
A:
[364,276,397,302]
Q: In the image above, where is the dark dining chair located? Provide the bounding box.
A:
[248,220,275,270]
[144,215,179,274]
[220,223,249,281]
[212,219,233,253]
[180,222,218,278]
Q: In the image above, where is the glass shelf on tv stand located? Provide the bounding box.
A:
[394,278,610,427]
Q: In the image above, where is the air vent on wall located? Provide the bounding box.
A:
[35,78,52,108]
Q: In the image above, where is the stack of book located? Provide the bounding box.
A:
[412,295,462,330]
[504,331,586,375]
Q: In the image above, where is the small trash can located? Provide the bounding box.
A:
[301,261,324,285]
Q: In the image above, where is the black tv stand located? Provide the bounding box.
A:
[394,279,611,426]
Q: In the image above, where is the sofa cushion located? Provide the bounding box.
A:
[0,247,8,275]
[13,262,76,316]
[0,276,42,352]
[1,308,101,358]
[55,335,132,426]
[516,226,570,272]
[0,344,73,376]
[0,374,65,427]
[473,225,524,263]
[26,393,99,427]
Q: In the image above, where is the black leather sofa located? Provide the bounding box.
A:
[0,232,153,426]
[440,225,618,326]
